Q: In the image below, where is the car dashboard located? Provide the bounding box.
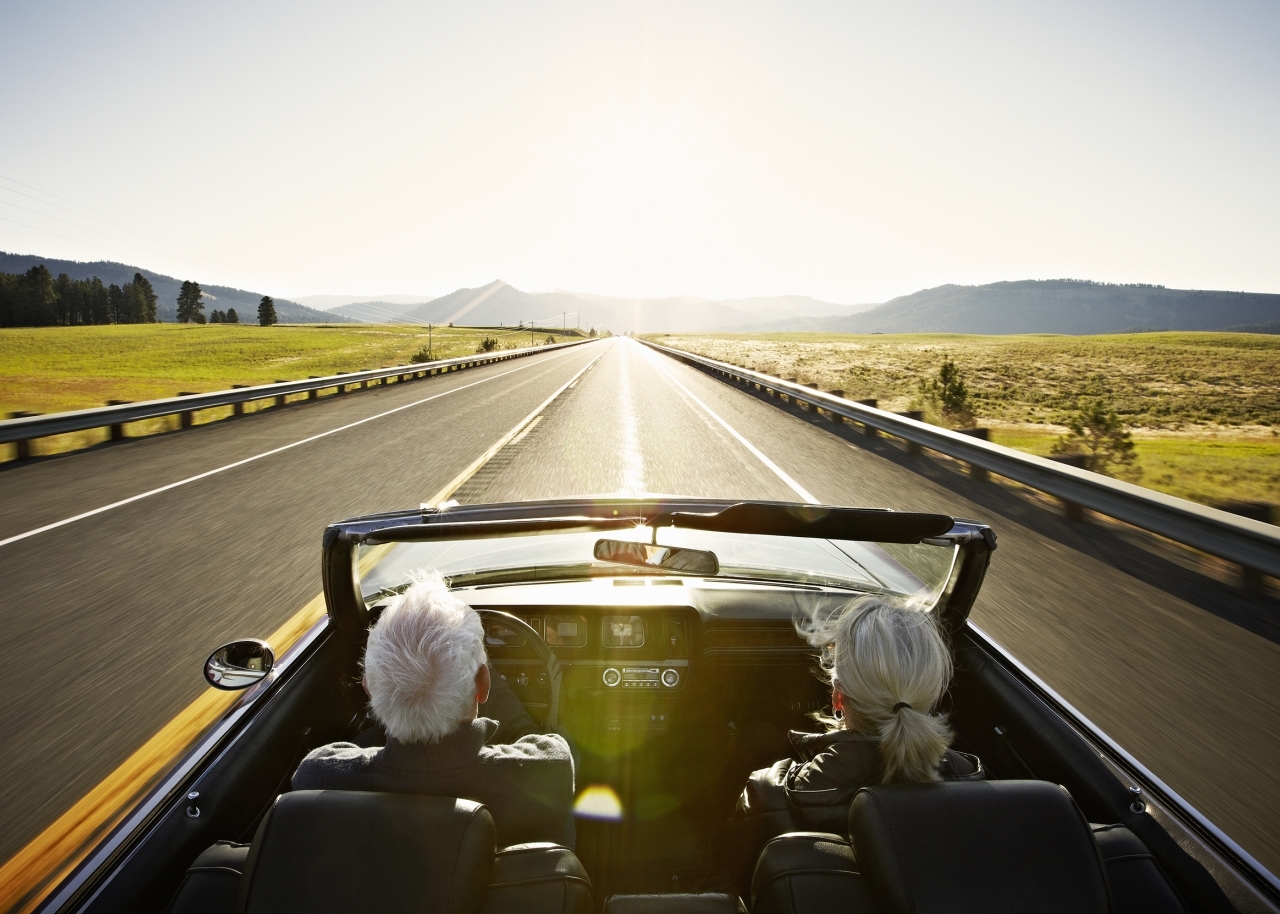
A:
[455,575,857,737]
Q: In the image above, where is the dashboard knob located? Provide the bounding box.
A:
[661,668,680,688]
[602,668,621,688]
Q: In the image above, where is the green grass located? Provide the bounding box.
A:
[651,332,1280,510]
[990,425,1280,508]
[1,323,573,458]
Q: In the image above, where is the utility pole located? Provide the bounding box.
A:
[562,313,566,334]
[428,323,432,359]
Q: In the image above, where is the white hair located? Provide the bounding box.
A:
[798,595,954,783]
[363,570,488,743]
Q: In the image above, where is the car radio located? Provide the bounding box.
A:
[602,666,681,689]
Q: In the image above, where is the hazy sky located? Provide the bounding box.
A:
[1,0,1277,303]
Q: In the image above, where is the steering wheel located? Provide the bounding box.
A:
[477,610,561,723]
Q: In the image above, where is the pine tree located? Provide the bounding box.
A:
[87,277,109,324]
[225,307,239,323]
[133,273,158,322]
[108,283,126,323]
[257,295,277,327]
[210,309,224,323]
[1051,400,1141,480]
[176,280,204,323]
[122,280,150,323]
[20,266,57,326]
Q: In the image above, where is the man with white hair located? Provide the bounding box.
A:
[292,571,575,848]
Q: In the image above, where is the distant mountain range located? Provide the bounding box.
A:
[0,252,352,324]
[314,278,1280,336]
[7,251,1278,334]
[830,280,1280,335]
[319,280,877,334]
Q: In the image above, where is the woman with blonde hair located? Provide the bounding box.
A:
[731,595,982,873]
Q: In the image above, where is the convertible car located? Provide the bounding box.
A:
[41,498,1279,913]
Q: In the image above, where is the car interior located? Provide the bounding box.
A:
[81,502,1243,913]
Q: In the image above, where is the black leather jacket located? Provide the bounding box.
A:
[734,728,984,843]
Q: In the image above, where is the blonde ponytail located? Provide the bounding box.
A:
[797,595,954,783]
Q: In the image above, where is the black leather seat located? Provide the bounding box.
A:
[483,842,593,914]
[752,780,1114,914]
[239,790,496,913]
[849,780,1110,914]
[1092,824,1188,914]
[166,791,593,914]
[750,832,875,914]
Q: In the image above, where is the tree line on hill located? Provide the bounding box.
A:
[0,266,279,327]
[0,264,158,326]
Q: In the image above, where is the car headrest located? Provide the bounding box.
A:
[849,780,1110,914]
[239,791,495,914]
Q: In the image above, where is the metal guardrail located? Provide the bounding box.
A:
[644,340,1280,580]
[1,339,593,450]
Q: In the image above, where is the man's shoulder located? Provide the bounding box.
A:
[292,742,381,790]
[480,732,571,765]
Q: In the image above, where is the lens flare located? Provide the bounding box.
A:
[573,784,623,820]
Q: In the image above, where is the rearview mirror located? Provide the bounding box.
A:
[593,539,719,576]
[204,639,275,690]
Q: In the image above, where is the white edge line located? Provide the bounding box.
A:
[639,344,819,504]
[0,346,593,549]
[423,350,605,508]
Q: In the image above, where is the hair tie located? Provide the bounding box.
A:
[892,702,912,713]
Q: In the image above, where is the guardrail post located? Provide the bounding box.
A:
[895,411,923,453]
[106,400,131,438]
[334,373,348,394]
[784,378,799,403]
[177,393,198,428]
[307,378,320,400]
[8,411,40,459]
[802,383,819,410]
[1047,454,1089,518]
[826,390,845,422]
[1215,502,1274,591]
[956,428,989,479]
[274,381,288,407]
[230,385,249,414]
[855,400,878,436]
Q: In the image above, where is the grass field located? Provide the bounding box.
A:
[1,323,573,459]
[651,332,1280,509]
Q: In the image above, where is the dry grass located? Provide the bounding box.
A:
[652,332,1280,509]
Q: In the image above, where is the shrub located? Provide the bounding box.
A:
[476,336,499,353]
[919,355,974,427]
[409,347,435,364]
[544,335,556,345]
[1051,399,1141,480]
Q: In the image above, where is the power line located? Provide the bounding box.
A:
[0,174,183,251]
[0,214,136,261]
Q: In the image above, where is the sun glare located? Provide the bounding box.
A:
[574,784,624,821]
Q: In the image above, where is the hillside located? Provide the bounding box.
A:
[326,281,870,334]
[834,280,1280,335]
[0,252,352,324]
[324,300,426,322]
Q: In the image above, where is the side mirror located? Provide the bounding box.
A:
[204,639,275,690]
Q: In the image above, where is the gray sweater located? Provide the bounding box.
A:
[292,717,575,848]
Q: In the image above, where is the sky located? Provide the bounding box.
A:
[0,0,1277,304]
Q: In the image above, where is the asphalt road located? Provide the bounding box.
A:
[1,338,1277,880]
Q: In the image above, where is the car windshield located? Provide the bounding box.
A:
[358,526,958,606]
